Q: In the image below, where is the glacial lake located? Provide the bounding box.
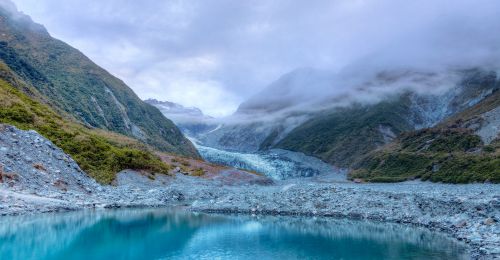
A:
[0,208,468,260]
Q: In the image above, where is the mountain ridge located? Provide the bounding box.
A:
[0,3,199,158]
[145,98,211,122]
[197,67,500,183]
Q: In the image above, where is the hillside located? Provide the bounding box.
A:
[196,68,499,183]
[275,70,499,168]
[275,97,415,167]
[351,88,500,183]
[0,64,173,184]
[0,3,198,158]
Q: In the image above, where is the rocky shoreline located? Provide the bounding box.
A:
[1,125,499,259]
[2,175,498,259]
[187,181,499,260]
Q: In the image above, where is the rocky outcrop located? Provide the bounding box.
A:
[0,125,186,214]
[0,124,101,195]
[476,106,500,144]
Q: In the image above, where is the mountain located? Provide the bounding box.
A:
[145,98,217,138]
[351,83,500,183]
[237,68,336,114]
[276,69,499,166]
[0,63,171,184]
[198,68,499,183]
[0,2,198,158]
[144,99,205,118]
[145,99,208,122]
[195,69,335,151]
[199,68,489,151]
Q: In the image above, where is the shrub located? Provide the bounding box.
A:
[350,128,499,183]
[0,79,171,184]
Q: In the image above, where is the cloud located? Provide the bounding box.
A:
[131,55,240,117]
[10,0,500,116]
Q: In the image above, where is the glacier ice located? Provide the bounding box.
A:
[196,144,345,180]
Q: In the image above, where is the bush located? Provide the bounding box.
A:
[350,128,499,183]
[0,79,171,184]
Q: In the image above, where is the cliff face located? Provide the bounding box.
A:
[0,4,199,158]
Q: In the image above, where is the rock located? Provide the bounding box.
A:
[0,124,500,258]
[455,220,467,228]
[483,218,496,225]
[353,178,363,184]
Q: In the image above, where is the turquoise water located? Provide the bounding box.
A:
[0,209,468,260]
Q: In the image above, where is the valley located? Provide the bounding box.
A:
[0,1,498,259]
[195,143,346,180]
[0,123,497,258]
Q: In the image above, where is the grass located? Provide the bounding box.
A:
[190,168,205,177]
[0,78,172,184]
[351,128,500,183]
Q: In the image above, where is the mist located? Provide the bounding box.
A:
[10,0,500,117]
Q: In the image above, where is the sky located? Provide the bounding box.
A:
[10,0,500,117]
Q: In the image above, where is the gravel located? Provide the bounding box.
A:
[186,179,499,259]
[0,125,498,259]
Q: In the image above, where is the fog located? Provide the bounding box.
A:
[9,0,500,117]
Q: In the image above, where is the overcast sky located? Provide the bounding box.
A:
[11,0,500,117]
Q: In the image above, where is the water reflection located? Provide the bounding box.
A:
[0,209,468,260]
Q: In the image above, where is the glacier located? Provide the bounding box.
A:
[195,143,345,180]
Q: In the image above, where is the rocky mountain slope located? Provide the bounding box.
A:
[198,68,500,183]
[0,74,171,184]
[0,2,198,158]
[0,124,272,215]
[277,70,499,165]
[0,124,103,198]
[351,86,500,183]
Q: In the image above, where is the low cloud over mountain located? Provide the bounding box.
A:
[10,0,500,116]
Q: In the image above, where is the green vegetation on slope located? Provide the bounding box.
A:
[351,89,500,183]
[0,77,171,184]
[351,128,499,183]
[275,70,499,183]
[0,7,199,158]
[276,96,415,167]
